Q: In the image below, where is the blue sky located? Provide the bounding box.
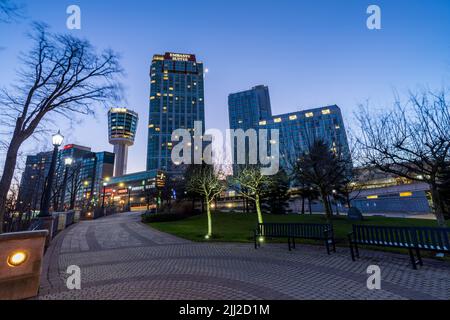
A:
[0,0,449,173]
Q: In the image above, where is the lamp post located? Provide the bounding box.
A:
[127,185,132,211]
[102,182,107,209]
[39,131,64,217]
[58,157,73,211]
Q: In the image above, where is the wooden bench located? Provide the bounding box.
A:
[254,223,336,254]
[348,225,450,269]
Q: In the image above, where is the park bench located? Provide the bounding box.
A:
[348,225,450,269]
[254,222,336,254]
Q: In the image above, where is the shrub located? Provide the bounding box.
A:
[141,212,196,223]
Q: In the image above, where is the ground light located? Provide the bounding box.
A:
[7,250,28,267]
[204,235,210,240]
[259,237,265,243]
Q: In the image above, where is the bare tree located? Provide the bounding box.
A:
[355,90,449,227]
[0,24,123,232]
[0,0,24,23]
[186,164,224,238]
[232,165,273,224]
[294,140,348,221]
[67,161,82,210]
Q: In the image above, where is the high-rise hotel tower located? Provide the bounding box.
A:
[146,52,205,172]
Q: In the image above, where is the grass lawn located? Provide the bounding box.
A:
[147,211,440,244]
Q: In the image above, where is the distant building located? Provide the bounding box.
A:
[350,167,432,214]
[105,170,165,211]
[227,85,351,175]
[79,151,115,207]
[17,151,53,211]
[228,85,272,175]
[56,144,95,207]
[259,105,350,172]
[108,108,138,177]
[228,85,272,131]
[18,145,115,212]
[146,52,205,173]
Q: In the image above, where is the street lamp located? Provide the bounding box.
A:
[127,185,132,211]
[39,131,64,217]
[102,182,107,209]
[58,157,73,211]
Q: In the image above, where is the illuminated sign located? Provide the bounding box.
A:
[164,52,196,62]
[110,108,128,113]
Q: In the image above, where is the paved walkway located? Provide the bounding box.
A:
[38,212,450,300]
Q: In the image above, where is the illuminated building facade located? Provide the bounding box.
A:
[228,85,272,175]
[108,108,139,177]
[79,151,115,207]
[259,105,351,172]
[228,85,272,131]
[17,151,53,211]
[105,170,165,211]
[146,52,205,172]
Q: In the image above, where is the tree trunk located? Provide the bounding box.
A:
[430,184,447,227]
[206,197,212,236]
[346,194,352,209]
[0,137,21,233]
[308,197,312,214]
[255,195,263,224]
[301,196,305,214]
[321,190,332,221]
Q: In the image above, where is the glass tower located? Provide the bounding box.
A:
[259,105,351,172]
[228,85,272,174]
[228,85,272,131]
[146,52,205,172]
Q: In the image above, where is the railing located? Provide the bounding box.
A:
[3,211,38,233]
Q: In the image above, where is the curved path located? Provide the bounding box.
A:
[38,212,450,300]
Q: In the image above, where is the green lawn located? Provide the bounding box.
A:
[147,212,440,244]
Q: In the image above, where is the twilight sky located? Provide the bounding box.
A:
[0,0,449,174]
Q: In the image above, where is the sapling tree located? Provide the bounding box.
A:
[185,164,224,238]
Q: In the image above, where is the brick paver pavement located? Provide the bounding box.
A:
[38,212,450,300]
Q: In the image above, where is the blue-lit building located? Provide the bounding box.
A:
[17,151,53,211]
[228,85,272,131]
[146,52,205,172]
[228,84,350,174]
[228,85,272,174]
[259,105,350,172]
[79,151,115,207]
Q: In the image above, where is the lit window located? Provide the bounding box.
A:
[259,120,267,125]
[289,115,297,120]
[400,192,413,197]
[150,96,155,100]
[305,112,314,118]
[367,195,378,199]
[322,109,331,115]
[274,117,282,123]
[335,125,340,129]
